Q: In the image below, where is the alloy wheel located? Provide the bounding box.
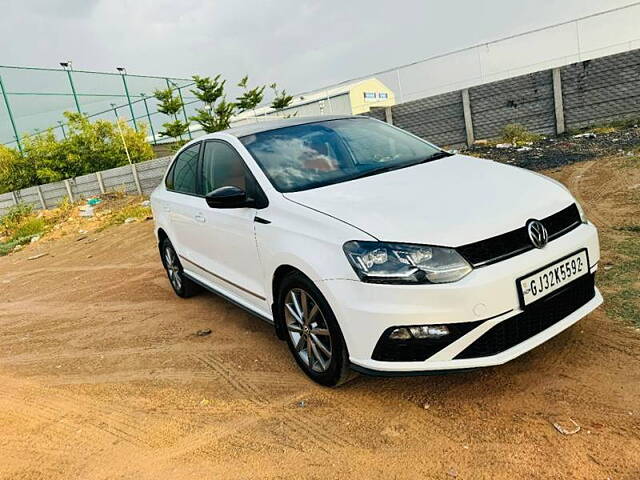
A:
[164,246,182,291]
[284,288,332,373]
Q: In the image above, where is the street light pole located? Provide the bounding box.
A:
[117,67,138,132]
[0,74,23,154]
[111,103,132,165]
[140,93,157,145]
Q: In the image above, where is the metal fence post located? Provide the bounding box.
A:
[552,68,566,135]
[95,171,106,194]
[36,185,47,210]
[64,68,81,113]
[131,163,143,195]
[64,179,75,202]
[11,191,19,206]
[0,74,23,154]
[175,85,192,139]
[461,89,475,147]
[120,73,138,132]
[384,107,393,125]
[141,94,157,144]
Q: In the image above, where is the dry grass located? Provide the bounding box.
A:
[0,194,152,256]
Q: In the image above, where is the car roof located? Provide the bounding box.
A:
[206,115,370,139]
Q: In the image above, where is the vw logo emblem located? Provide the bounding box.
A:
[527,220,548,249]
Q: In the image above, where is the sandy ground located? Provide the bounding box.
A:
[0,157,639,479]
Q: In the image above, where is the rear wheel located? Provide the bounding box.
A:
[161,238,201,298]
[278,272,354,387]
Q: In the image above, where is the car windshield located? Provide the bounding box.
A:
[239,118,445,192]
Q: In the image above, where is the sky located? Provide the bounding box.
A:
[0,0,636,97]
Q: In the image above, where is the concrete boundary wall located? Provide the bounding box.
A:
[0,156,172,216]
[368,48,640,148]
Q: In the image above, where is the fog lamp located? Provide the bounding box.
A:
[409,325,450,339]
[388,327,412,340]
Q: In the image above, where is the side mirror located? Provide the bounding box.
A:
[205,186,254,209]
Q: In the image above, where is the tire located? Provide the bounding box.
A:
[277,271,355,387]
[160,238,201,298]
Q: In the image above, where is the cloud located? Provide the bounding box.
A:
[0,0,631,98]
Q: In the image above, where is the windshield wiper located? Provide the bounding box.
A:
[416,150,454,163]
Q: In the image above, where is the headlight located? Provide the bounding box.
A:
[343,241,472,284]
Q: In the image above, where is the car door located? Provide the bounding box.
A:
[162,142,202,259]
[189,140,268,313]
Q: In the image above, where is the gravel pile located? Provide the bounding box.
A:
[465,125,640,171]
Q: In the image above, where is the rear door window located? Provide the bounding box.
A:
[166,143,201,194]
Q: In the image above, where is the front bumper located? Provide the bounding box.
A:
[318,222,601,373]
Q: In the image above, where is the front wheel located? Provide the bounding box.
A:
[277,272,354,387]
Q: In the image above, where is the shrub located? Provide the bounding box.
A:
[501,123,541,145]
[0,203,33,235]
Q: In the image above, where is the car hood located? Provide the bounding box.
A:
[283,154,575,246]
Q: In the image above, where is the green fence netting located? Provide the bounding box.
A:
[0,65,200,150]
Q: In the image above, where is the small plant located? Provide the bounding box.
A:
[10,217,45,241]
[0,235,35,256]
[108,204,152,226]
[236,75,265,116]
[591,126,617,135]
[501,123,541,145]
[270,83,295,117]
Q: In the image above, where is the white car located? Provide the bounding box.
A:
[151,115,602,386]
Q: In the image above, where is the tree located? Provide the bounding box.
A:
[154,87,190,142]
[235,75,265,115]
[189,73,294,133]
[0,113,154,193]
[0,144,37,194]
[211,98,236,131]
[270,83,294,115]
[189,75,229,133]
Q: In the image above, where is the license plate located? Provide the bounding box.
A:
[517,249,589,307]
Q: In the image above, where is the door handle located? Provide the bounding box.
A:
[194,213,206,223]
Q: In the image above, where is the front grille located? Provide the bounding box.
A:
[457,204,582,267]
[455,273,595,360]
